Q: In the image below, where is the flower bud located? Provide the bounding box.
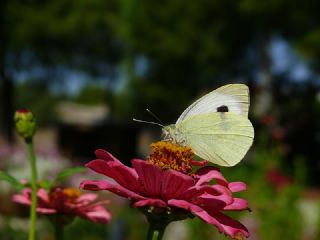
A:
[14,109,37,141]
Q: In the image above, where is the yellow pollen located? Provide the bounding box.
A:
[63,188,81,198]
[49,187,81,203]
[147,141,194,173]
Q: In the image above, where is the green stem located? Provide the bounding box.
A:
[27,139,38,240]
[157,229,164,240]
[146,224,155,240]
[53,222,64,240]
[146,224,165,240]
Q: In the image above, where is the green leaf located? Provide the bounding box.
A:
[54,167,86,184]
[39,179,52,190]
[0,171,24,189]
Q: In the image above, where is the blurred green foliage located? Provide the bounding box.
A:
[73,83,113,106]
[64,218,109,240]
[5,0,121,70]
[2,0,320,120]
[3,0,320,122]
[14,82,63,126]
[0,217,28,240]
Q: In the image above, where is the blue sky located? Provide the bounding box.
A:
[270,36,313,82]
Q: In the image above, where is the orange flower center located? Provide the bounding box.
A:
[147,141,194,174]
[63,188,81,200]
[49,187,81,203]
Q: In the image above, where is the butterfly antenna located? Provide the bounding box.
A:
[146,109,164,125]
[132,118,164,127]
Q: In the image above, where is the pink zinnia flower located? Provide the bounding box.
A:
[13,187,111,224]
[80,141,250,239]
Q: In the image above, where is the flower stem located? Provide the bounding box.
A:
[26,139,38,240]
[53,222,64,240]
[157,229,164,240]
[146,224,155,240]
[146,224,165,240]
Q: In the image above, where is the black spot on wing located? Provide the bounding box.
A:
[217,105,229,112]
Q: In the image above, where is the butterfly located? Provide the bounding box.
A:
[162,84,254,167]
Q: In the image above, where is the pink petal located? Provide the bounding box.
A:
[210,212,249,238]
[131,160,163,198]
[12,194,31,205]
[133,199,167,208]
[79,205,111,224]
[95,149,121,163]
[22,188,32,198]
[76,193,98,203]
[198,185,233,205]
[183,185,232,205]
[12,190,56,214]
[223,198,248,211]
[80,180,144,200]
[170,199,249,238]
[228,182,247,192]
[179,185,202,200]
[168,199,224,233]
[161,170,195,200]
[75,199,109,210]
[85,159,142,193]
[193,193,227,210]
[74,194,106,209]
[37,189,49,201]
[195,167,228,186]
[36,208,57,214]
[12,188,50,208]
[37,189,50,206]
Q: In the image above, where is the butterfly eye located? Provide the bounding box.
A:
[217,105,229,113]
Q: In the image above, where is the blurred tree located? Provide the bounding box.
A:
[116,0,254,121]
[14,81,63,126]
[287,1,320,71]
[115,0,320,119]
[1,0,122,139]
[6,0,122,75]
[237,0,317,116]
[3,0,319,122]
[0,0,14,142]
[73,83,113,106]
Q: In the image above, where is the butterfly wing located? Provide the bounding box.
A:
[177,112,254,166]
[176,84,250,124]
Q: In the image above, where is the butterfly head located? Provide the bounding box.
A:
[162,124,186,145]
[162,124,174,140]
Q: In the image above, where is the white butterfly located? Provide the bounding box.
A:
[162,84,254,167]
